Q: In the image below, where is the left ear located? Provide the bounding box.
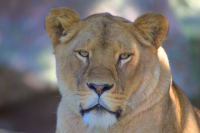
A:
[133,12,169,49]
[45,7,80,47]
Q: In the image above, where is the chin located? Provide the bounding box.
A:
[80,104,120,130]
[83,111,117,130]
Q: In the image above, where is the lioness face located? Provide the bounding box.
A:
[46,7,168,130]
[55,21,142,129]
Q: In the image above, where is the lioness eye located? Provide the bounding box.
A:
[79,51,89,57]
[120,53,130,59]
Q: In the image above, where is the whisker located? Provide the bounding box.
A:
[122,100,134,111]
[125,102,134,110]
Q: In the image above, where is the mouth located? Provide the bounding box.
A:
[80,104,121,119]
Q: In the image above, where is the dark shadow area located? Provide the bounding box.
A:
[0,91,60,133]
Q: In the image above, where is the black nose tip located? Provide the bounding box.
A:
[87,83,114,96]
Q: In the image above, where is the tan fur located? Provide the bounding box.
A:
[45,7,200,133]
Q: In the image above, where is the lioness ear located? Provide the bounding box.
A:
[45,7,80,47]
[133,12,168,49]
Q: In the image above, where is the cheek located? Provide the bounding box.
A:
[119,58,138,82]
[124,56,139,74]
[55,55,82,90]
[70,56,83,73]
[70,56,89,87]
[118,58,140,94]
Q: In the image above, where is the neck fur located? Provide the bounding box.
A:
[126,47,171,117]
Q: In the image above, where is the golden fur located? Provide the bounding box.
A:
[45,7,200,133]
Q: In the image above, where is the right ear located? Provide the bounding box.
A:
[45,7,80,47]
[133,12,168,49]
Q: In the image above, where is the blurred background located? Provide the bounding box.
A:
[0,0,200,132]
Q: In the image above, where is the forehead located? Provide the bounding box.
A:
[75,14,136,50]
[60,13,137,52]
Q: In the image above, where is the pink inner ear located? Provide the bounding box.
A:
[93,85,104,93]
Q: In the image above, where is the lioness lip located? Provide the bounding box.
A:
[80,104,121,119]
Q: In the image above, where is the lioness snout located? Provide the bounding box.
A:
[87,83,114,96]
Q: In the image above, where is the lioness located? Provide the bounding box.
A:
[45,7,200,133]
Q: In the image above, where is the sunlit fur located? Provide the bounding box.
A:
[45,7,200,133]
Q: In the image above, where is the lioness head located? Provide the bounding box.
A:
[45,7,169,130]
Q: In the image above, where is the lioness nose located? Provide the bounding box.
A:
[87,83,114,96]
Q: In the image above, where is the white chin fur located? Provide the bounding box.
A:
[83,111,117,130]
